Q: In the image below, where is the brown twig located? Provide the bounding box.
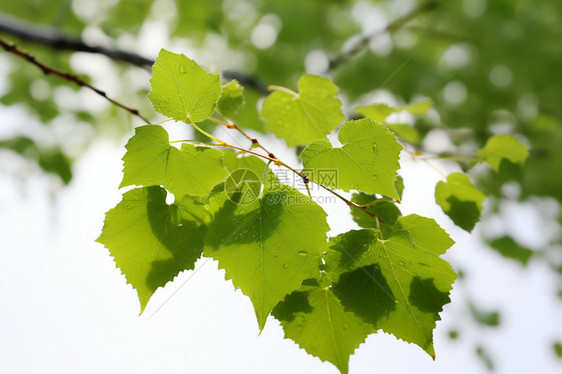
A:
[327,0,443,72]
[209,114,389,225]
[319,185,389,225]
[0,37,151,124]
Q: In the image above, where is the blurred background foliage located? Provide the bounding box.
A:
[1,0,561,370]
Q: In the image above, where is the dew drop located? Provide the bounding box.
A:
[177,223,183,227]
[179,65,186,74]
[297,251,308,257]
[351,184,360,191]
[372,143,379,155]
[283,263,289,270]
[398,260,405,266]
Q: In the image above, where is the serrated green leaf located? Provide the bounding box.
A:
[97,187,209,312]
[261,74,345,146]
[204,173,329,330]
[218,80,245,118]
[325,228,457,357]
[273,286,373,374]
[350,192,401,237]
[120,125,228,198]
[435,173,486,232]
[488,236,534,265]
[300,118,402,199]
[148,49,221,122]
[395,214,455,255]
[477,134,529,172]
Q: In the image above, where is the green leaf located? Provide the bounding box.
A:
[218,80,245,118]
[394,175,405,201]
[148,49,221,122]
[477,134,529,172]
[325,227,456,358]
[204,173,329,330]
[97,187,209,312]
[554,342,562,359]
[476,345,494,371]
[300,118,402,199]
[350,192,401,237]
[469,304,501,327]
[261,74,345,146]
[120,125,229,198]
[355,104,394,122]
[395,214,455,255]
[387,124,421,144]
[0,136,72,184]
[355,100,432,122]
[488,236,534,265]
[402,100,433,115]
[273,285,373,374]
[435,173,486,232]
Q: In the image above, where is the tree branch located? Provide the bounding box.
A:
[0,37,151,124]
[0,13,154,67]
[0,13,270,94]
[327,0,443,72]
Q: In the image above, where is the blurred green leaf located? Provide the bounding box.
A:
[435,173,486,232]
[478,134,529,172]
[488,236,534,265]
[469,304,501,327]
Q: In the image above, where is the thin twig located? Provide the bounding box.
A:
[208,114,389,225]
[327,0,442,72]
[0,37,151,124]
[319,185,389,226]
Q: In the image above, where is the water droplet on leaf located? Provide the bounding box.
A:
[398,260,405,266]
[179,65,186,74]
[297,251,308,257]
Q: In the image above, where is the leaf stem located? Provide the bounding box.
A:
[268,85,299,97]
[259,161,272,199]
[190,120,226,145]
[186,120,277,162]
[319,185,390,226]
